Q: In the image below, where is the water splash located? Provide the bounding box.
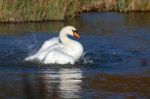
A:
[77,48,133,66]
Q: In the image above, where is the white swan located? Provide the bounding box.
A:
[25,26,83,64]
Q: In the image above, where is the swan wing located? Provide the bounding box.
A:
[25,45,75,64]
[43,49,75,64]
[25,43,63,62]
[38,37,59,52]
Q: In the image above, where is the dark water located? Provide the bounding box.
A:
[0,12,150,99]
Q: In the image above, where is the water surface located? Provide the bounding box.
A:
[0,12,150,99]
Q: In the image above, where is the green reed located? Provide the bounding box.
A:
[0,0,150,22]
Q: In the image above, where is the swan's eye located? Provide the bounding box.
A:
[72,30,78,33]
[72,30,80,39]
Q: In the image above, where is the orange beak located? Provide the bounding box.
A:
[73,31,80,39]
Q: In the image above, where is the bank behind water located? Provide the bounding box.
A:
[1,0,150,22]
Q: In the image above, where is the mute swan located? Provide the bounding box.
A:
[25,26,83,64]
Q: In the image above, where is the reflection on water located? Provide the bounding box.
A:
[83,73,150,99]
[0,22,64,35]
[0,12,150,98]
[1,12,150,35]
[59,68,82,98]
[0,66,82,99]
[41,68,82,99]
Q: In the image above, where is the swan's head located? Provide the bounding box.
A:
[60,26,80,39]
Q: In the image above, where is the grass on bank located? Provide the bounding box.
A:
[0,0,150,22]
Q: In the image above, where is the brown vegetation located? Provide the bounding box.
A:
[0,0,150,22]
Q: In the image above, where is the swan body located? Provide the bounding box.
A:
[25,26,83,64]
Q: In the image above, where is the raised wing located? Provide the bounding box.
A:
[38,37,59,52]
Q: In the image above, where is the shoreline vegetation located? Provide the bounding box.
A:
[0,0,150,22]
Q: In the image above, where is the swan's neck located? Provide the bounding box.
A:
[59,32,83,59]
[60,33,75,46]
